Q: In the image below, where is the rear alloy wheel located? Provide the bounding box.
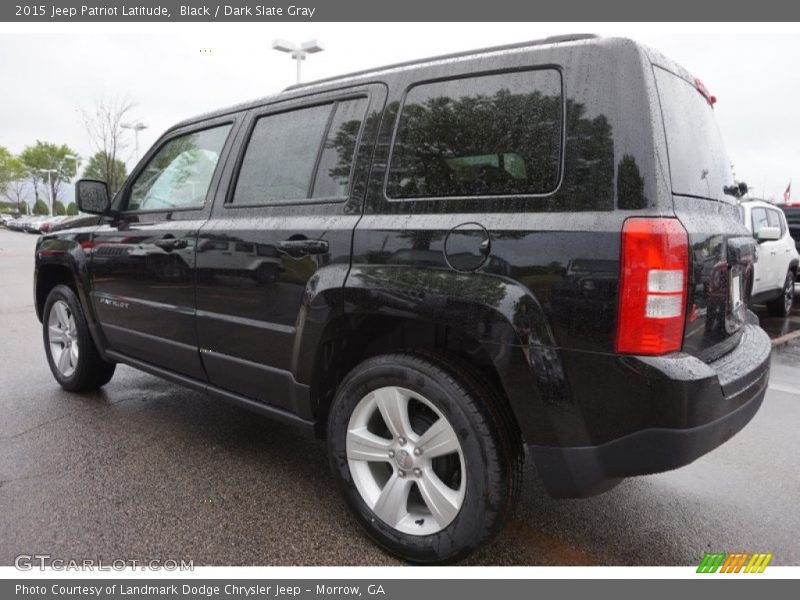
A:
[43,284,116,392]
[328,352,522,564]
[767,271,795,318]
[346,386,466,536]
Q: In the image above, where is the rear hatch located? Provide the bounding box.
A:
[653,66,756,362]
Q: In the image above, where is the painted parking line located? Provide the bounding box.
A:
[767,382,800,395]
[770,329,800,347]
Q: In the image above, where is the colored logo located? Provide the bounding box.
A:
[697,552,773,573]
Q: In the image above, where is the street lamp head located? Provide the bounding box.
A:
[272,39,296,53]
[121,122,148,132]
[300,40,324,54]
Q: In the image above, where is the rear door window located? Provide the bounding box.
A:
[766,208,784,235]
[312,98,369,198]
[232,98,368,205]
[654,67,735,203]
[386,68,563,199]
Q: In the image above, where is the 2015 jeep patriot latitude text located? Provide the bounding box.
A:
[35,35,771,563]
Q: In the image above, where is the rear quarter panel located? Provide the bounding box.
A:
[346,38,675,445]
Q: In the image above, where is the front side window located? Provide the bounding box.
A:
[387,69,563,199]
[751,207,769,233]
[128,125,231,211]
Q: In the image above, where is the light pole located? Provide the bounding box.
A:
[121,122,148,161]
[39,169,57,216]
[272,39,324,84]
[64,154,80,181]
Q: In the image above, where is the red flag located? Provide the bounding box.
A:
[785,181,792,202]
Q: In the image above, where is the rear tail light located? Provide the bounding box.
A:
[615,218,689,355]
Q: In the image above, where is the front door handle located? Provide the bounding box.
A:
[276,239,329,257]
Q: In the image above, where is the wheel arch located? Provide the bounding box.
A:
[34,236,110,360]
[299,306,561,446]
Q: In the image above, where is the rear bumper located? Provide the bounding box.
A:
[530,321,771,498]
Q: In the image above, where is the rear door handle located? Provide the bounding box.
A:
[155,238,188,251]
[276,239,329,257]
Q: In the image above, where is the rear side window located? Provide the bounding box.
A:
[654,67,734,203]
[232,98,368,205]
[386,69,563,199]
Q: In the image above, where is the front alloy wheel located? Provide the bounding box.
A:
[42,284,116,392]
[47,300,79,377]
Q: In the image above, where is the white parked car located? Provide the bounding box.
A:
[740,200,800,316]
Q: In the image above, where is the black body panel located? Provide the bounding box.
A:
[33,36,771,498]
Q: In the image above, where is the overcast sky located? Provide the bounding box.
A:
[1,23,798,202]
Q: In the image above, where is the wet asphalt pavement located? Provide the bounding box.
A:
[0,228,798,566]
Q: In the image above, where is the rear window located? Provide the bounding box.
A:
[386,69,563,199]
[654,67,735,203]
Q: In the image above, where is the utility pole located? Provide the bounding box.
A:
[39,169,57,215]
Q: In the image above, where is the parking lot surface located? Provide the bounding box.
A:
[1,229,798,566]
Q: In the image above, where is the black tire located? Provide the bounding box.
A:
[327,352,523,564]
[254,262,278,284]
[42,284,116,392]
[766,271,795,318]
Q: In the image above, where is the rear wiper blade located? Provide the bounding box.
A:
[724,182,748,198]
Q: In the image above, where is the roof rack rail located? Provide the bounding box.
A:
[282,34,598,92]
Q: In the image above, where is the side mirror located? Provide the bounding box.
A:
[756,226,781,243]
[75,179,110,215]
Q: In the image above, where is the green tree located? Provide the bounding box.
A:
[19,141,78,211]
[0,151,31,214]
[82,151,128,195]
[81,96,135,196]
[66,202,78,215]
[54,200,66,216]
[0,146,12,196]
[32,199,49,215]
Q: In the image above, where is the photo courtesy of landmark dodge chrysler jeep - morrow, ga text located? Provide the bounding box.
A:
[34,35,771,563]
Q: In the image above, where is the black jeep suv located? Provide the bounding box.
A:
[35,35,771,563]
